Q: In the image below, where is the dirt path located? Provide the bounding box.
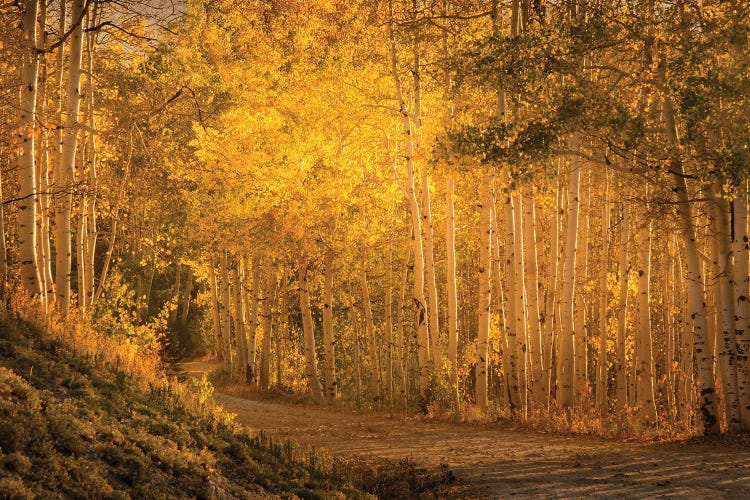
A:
[182,361,750,498]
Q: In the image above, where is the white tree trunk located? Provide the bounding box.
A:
[634,216,656,424]
[55,0,85,313]
[322,250,337,398]
[557,135,581,409]
[219,252,234,374]
[615,197,629,410]
[475,174,493,408]
[446,178,459,406]
[231,259,248,382]
[360,253,380,400]
[733,182,750,428]
[298,260,324,403]
[422,174,441,374]
[209,261,228,372]
[523,188,544,408]
[17,0,43,296]
[260,265,275,391]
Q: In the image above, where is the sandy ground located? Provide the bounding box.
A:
[182,360,750,498]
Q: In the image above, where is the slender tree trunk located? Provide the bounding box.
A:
[557,134,581,409]
[55,0,85,312]
[231,259,248,382]
[298,260,324,403]
[446,178,459,407]
[219,252,234,374]
[661,65,719,434]
[634,214,657,424]
[360,252,380,401]
[475,174,493,408]
[395,240,410,405]
[385,245,394,404]
[210,262,229,372]
[492,200,516,412]
[246,260,261,384]
[422,174,441,374]
[83,11,97,308]
[597,171,610,415]
[616,197,629,410]
[389,2,429,394]
[503,190,523,412]
[322,250,337,398]
[574,167,590,404]
[181,267,193,323]
[260,264,275,391]
[17,0,43,296]
[523,188,544,408]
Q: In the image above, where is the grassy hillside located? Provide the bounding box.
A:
[0,298,449,499]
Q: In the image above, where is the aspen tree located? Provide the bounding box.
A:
[660,60,719,434]
[512,191,527,412]
[322,250,337,398]
[732,182,750,427]
[360,252,380,400]
[616,197,629,410]
[55,0,86,313]
[574,168,590,404]
[597,169,609,415]
[523,188,544,407]
[230,259,248,382]
[422,175,441,374]
[219,252,234,373]
[83,11,98,308]
[634,213,656,424]
[298,260,324,403]
[246,261,261,383]
[17,0,43,296]
[210,262,229,372]
[502,190,523,411]
[492,201,519,411]
[557,134,581,409]
[475,173,493,408]
[385,245,394,404]
[388,0,429,394]
[709,182,742,430]
[260,265,275,391]
[446,178,459,406]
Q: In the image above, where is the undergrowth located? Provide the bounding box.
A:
[0,293,451,499]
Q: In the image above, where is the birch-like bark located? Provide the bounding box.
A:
[83,11,98,308]
[660,62,719,434]
[219,252,234,374]
[475,174,493,408]
[574,167,590,404]
[17,0,43,296]
[503,191,523,412]
[512,192,527,412]
[557,134,581,409]
[709,182,741,430]
[389,1,429,394]
[260,265,275,391]
[230,259,248,382]
[523,189,544,408]
[55,0,85,312]
[385,245,394,404]
[360,253,380,400]
[422,175,441,373]
[322,250,337,398]
[597,171,610,415]
[615,197,629,410]
[298,260,324,403]
[733,182,750,428]
[634,215,656,423]
[246,260,261,384]
[209,262,229,372]
[446,178,459,406]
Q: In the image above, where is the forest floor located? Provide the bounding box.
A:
[182,360,750,498]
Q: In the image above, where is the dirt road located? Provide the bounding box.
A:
[182,361,750,498]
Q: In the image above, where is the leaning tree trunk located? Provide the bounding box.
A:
[388,3,429,395]
[298,259,324,403]
[17,0,43,296]
[660,63,719,434]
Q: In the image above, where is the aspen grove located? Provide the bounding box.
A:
[2,0,750,438]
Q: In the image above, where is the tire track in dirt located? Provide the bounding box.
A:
[183,361,750,498]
